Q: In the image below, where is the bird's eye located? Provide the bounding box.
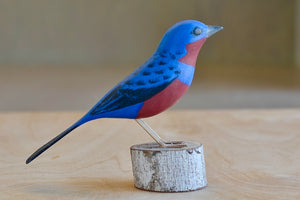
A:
[192,27,202,36]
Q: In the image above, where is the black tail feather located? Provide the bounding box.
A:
[26,124,79,164]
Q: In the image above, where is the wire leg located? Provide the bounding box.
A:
[135,119,167,147]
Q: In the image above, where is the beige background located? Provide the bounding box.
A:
[0,0,296,66]
[0,0,299,111]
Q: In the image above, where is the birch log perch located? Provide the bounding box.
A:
[130,141,207,192]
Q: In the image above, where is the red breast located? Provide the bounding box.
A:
[137,79,189,118]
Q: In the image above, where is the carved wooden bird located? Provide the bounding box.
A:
[26,20,222,164]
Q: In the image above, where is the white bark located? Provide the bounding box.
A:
[130,141,207,192]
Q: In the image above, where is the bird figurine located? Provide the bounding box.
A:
[26,20,223,164]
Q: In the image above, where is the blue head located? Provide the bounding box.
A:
[156,20,223,59]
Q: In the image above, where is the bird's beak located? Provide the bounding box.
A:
[206,25,223,38]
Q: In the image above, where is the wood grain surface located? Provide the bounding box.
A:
[0,110,299,199]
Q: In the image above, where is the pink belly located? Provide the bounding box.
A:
[137,79,189,118]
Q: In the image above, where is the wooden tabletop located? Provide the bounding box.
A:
[0,110,299,199]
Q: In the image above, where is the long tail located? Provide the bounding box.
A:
[26,123,80,164]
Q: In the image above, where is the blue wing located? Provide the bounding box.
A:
[89,58,179,117]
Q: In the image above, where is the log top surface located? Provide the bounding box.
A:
[0,110,299,199]
[130,141,202,151]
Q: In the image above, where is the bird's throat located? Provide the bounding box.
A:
[178,38,206,67]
